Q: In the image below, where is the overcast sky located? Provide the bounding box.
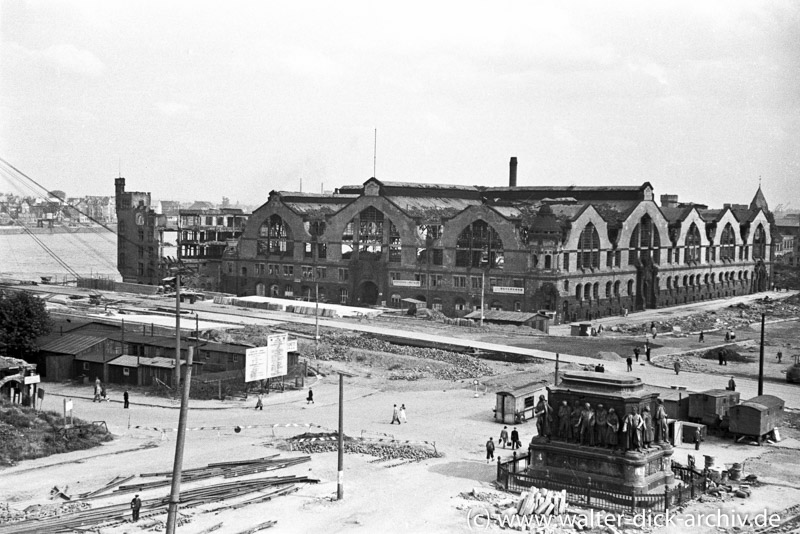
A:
[1,0,798,210]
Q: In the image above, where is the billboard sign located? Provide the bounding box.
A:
[245,347,268,382]
[266,333,289,378]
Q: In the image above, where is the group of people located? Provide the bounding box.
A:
[538,397,670,452]
[92,378,130,408]
[390,404,408,424]
[498,426,523,449]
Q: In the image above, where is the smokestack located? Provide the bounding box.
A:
[509,157,518,187]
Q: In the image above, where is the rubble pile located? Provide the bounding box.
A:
[0,501,92,525]
[315,333,493,379]
[613,295,800,337]
[461,487,570,530]
[289,433,441,462]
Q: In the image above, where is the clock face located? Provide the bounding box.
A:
[135,213,144,226]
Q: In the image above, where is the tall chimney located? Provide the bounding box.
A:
[509,157,518,187]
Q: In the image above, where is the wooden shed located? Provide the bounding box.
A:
[494,382,548,424]
[688,389,740,427]
[728,395,785,444]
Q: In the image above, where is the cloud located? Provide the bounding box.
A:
[40,44,106,77]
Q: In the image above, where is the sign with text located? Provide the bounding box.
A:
[245,347,268,383]
[286,338,298,352]
[392,280,421,287]
[493,286,525,294]
[266,333,289,378]
[24,374,41,385]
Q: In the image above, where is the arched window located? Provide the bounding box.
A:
[684,223,701,264]
[432,297,443,311]
[592,282,599,300]
[720,223,736,261]
[682,275,688,286]
[341,207,399,261]
[575,283,583,301]
[339,288,348,304]
[614,280,620,297]
[605,281,612,298]
[753,224,766,260]
[627,279,634,296]
[584,284,591,301]
[629,214,661,264]
[564,280,569,292]
[577,223,600,269]
[455,220,504,268]
[667,277,672,290]
[258,215,292,256]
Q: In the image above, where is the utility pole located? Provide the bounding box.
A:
[166,346,194,534]
[313,233,320,345]
[337,373,344,500]
[175,229,182,391]
[554,353,560,386]
[758,312,765,396]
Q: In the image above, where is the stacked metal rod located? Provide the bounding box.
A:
[0,455,317,534]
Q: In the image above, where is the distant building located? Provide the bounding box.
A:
[115,177,164,285]
[219,160,774,323]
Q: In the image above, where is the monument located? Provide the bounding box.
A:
[527,371,674,493]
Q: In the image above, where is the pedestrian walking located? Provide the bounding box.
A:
[645,344,651,363]
[718,349,725,366]
[633,347,640,362]
[626,357,633,372]
[130,494,141,522]
[255,393,263,410]
[101,385,107,402]
[391,404,400,424]
[93,377,101,403]
[499,426,509,448]
[777,351,783,363]
[694,428,702,451]
[723,350,728,366]
[510,427,520,450]
[486,437,495,463]
[399,404,407,423]
[699,331,705,342]
[673,360,681,375]
[727,377,736,391]
[306,389,314,404]
[123,390,129,409]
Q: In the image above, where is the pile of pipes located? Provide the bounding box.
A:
[492,487,568,527]
[0,455,317,533]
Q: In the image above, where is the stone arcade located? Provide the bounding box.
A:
[528,371,675,493]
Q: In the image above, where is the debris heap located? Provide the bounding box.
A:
[288,432,441,463]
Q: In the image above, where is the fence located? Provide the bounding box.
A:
[496,451,708,514]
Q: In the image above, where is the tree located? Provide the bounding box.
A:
[0,290,52,357]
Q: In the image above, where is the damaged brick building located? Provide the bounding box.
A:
[217,159,774,323]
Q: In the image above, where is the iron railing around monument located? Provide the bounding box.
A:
[496,451,709,514]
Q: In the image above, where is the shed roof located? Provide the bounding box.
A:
[496,382,549,399]
[739,394,784,410]
[109,355,185,368]
[464,310,541,323]
[38,334,106,355]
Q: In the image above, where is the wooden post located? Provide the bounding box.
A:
[664,485,669,512]
[758,312,765,396]
[165,347,194,534]
[337,373,344,500]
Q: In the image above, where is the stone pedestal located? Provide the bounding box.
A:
[527,438,675,493]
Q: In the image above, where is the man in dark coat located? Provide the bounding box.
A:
[594,404,608,447]
[510,427,520,450]
[130,494,142,522]
[606,408,620,449]
[486,437,495,463]
[534,395,553,441]
[633,347,640,362]
[123,390,129,409]
[654,399,669,443]
[557,400,571,440]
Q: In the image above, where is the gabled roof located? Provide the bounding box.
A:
[38,334,106,355]
[750,186,769,212]
[109,355,186,368]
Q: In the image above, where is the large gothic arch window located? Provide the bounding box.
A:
[340,206,400,261]
[720,223,736,261]
[684,223,701,264]
[577,223,600,269]
[258,215,292,256]
[628,214,661,265]
[455,220,504,268]
[752,224,766,260]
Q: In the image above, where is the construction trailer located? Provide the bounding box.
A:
[728,395,785,444]
[688,389,740,427]
[494,382,549,424]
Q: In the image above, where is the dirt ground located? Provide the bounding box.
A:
[2,293,800,533]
